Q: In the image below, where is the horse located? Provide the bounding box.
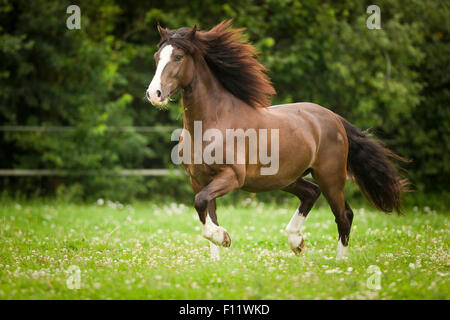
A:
[146,21,408,260]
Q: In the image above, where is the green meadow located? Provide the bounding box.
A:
[0,199,448,300]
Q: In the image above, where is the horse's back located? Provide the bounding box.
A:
[268,102,337,119]
[265,101,348,172]
[239,102,347,191]
[267,102,344,134]
[265,102,344,141]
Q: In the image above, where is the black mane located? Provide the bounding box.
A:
[159,21,276,108]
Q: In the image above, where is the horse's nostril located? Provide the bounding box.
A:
[146,91,151,99]
[156,90,161,98]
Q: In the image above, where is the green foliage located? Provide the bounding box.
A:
[0,0,448,200]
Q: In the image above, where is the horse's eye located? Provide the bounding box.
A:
[174,55,183,62]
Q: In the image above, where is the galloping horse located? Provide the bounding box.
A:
[146,21,408,260]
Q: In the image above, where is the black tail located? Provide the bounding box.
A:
[340,117,409,214]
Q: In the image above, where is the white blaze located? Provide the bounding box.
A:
[148,45,174,98]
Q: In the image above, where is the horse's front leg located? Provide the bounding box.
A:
[192,168,240,260]
[203,199,227,260]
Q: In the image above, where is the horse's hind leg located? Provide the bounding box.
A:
[282,178,321,255]
[312,166,354,260]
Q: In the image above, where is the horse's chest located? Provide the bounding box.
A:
[177,130,221,185]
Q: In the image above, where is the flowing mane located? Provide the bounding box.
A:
[159,20,276,108]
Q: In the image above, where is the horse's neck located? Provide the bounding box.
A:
[181,59,229,132]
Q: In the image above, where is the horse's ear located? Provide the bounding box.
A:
[157,23,168,40]
[185,24,198,40]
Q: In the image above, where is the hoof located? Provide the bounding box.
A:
[203,226,231,247]
[291,237,305,256]
[288,233,305,256]
[222,231,231,247]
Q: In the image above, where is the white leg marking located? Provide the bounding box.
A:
[336,238,348,260]
[202,213,227,246]
[285,208,306,250]
[209,241,220,260]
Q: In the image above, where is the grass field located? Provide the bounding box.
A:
[0,199,448,299]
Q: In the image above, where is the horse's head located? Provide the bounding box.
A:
[146,24,198,107]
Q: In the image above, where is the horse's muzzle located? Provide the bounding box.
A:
[146,89,168,107]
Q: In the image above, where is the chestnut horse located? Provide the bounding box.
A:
[146,21,408,260]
